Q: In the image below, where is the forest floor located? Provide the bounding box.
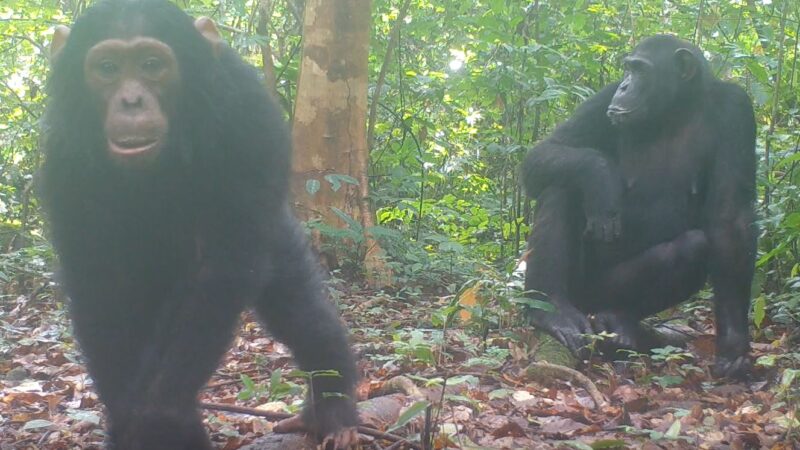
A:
[1,282,798,449]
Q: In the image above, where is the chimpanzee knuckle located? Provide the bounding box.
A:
[603,224,613,242]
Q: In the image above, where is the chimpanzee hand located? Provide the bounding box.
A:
[274,396,359,450]
[584,210,622,242]
[590,312,641,351]
[712,325,752,380]
[582,164,624,242]
[531,302,593,360]
[712,354,752,380]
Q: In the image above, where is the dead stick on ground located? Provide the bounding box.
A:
[200,402,422,450]
[525,361,607,409]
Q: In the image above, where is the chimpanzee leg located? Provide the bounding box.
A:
[525,187,594,355]
[585,229,709,351]
[252,213,358,439]
[67,285,153,437]
[590,229,709,314]
[111,280,246,450]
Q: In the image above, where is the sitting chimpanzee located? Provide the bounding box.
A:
[40,1,358,448]
[522,35,756,379]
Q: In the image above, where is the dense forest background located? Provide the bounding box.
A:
[1,0,800,448]
[3,0,800,299]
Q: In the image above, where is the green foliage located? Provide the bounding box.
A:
[388,400,431,432]
[392,329,437,366]
[236,370,302,402]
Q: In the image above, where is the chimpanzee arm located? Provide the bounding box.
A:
[522,83,620,197]
[253,209,359,439]
[704,83,757,379]
[522,83,623,241]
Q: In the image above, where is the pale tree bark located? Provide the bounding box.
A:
[291,0,392,288]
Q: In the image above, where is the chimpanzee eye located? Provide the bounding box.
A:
[98,60,119,76]
[626,60,647,73]
[142,57,164,73]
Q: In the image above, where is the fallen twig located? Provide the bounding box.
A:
[200,402,422,449]
[525,361,607,409]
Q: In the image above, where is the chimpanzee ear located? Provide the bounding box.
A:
[50,25,71,62]
[674,48,698,81]
[194,17,223,57]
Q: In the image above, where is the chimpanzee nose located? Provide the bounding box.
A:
[121,95,143,109]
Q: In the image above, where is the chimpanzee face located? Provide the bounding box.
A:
[50,18,221,166]
[607,41,699,127]
[83,37,179,164]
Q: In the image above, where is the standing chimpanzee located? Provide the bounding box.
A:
[39,1,358,449]
[522,35,756,379]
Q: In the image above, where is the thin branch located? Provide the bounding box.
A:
[366,0,412,152]
[200,402,422,449]
[763,0,789,207]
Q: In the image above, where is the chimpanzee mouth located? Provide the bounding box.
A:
[108,137,162,156]
[606,106,641,125]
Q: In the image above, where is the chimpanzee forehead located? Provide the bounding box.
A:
[631,36,682,61]
[70,0,195,48]
[105,15,149,40]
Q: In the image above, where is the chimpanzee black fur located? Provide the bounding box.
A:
[40,1,358,448]
[522,35,756,379]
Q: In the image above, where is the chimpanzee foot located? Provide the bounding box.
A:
[113,409,212,450]
[274,415,358,449]
[589,312,670,360]
[712,354,751,380]
[591,312,639,351]
[274,397,359,450]
[531,303,594,360]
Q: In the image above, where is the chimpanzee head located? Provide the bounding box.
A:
[607,35,708,127]
[48,0,224,167]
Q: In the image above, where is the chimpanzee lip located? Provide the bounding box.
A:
[607,106,634,116]
[108,137,161,156]
[607,106,642,125]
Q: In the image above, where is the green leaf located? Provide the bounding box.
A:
[22,419,55,431]
[653,375,684,388]
[324,173,359,192]
[752,295,766,329]
[66,410,101,425]
[488,388,513,399]
[241,374,255,390]
[511,297,555,312]
[664,420,681,439]
[744,58,769,84]
[270,369,283,390]
[388,400,431,432]
[590,439,627,449]
[562,441,593,450]
[330,207,363,232]
[781,368,799,387]
[305,179,320,195]
[756,354,777,368]
[446,375,478,386]
[783,212,800,230]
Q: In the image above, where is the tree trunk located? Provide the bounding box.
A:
[291,0,392,287]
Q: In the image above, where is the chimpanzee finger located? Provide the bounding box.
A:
[319,427,359,450]
[583,219,595,239]
[273,414,305,434]
[603,222,614,242]
[556,329,589,361]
